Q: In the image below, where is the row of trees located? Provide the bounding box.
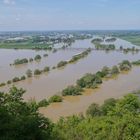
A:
[60,60,132,96]
[1,86,140,139]
[57,48,91,68]
[0,49,91,88]
[0,66,50,87]
[11,54,48,66]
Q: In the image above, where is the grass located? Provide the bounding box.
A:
[0,42,51,49]
[119,35,140,46]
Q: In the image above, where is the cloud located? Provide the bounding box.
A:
[3,0,15,5]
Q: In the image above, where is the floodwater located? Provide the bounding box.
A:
[0,38,140,103]
[0,49,82,82]
[40,66,140,121]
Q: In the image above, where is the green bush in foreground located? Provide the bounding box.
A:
[52,94,140,140]
[1,86,140,140]
[0,86,53,140]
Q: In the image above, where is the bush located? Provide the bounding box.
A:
[96,71,106,78]
[34,54,41,61]
[111,66,119,75]
[100,98,117,115]
[0,83,6,87]
[119,60,131,71]
[20,75,26,80]
[43,54,48,57]
[26,69,32,77]
[86,103,101,117]
[34,69,42,75]
[0,86,53,139]
[77,73,102,88]
[7,80,12,84]
[12,77,20,82]
[38,99,49,107]
[62,85,83,96]
[43,66,50,72]
[57,61,67,68]
[49,95,63,103]
[13,58,28,65]
[29,58,33,62]
[101,66,110,76]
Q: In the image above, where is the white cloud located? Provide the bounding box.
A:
[3,0,15,5]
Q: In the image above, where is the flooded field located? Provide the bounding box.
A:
[0,38,140,101]
[1,37,140,122]
[40,66,140,121]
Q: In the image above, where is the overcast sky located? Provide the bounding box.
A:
[0,0,140,31]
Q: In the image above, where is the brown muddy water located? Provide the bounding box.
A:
[0,38,140,121]
[40,66,140,121]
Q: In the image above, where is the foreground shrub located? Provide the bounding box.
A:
[86,103,101,117]
[0,86,53,139]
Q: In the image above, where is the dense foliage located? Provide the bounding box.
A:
[0,87,52,140]
[62,85,83,96]
[57,61,68,68]
[49,95,63,103]
[13,58,28,65]
[52,94,140,140]
[119,60,132,71]
[34,55,42,61]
